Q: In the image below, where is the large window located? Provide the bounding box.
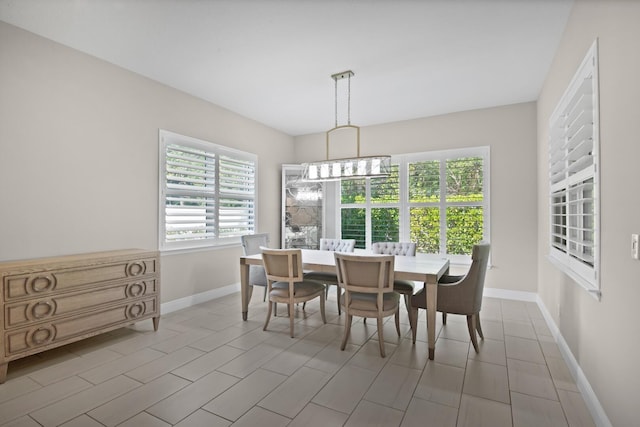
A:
[548,40,600,296]
[339,147,489,263]
[159,130,257,251]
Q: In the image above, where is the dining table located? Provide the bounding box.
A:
[239,248,450,360]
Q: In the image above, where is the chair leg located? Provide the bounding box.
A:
[263,286,267,302]
[336,285,341,315]
[377,317,386,357]
[476,315,484,339]
[410,307,419,344]
[442,312,447,325]
[263,300,273,331]
[395,308,401,337]
[290,304,295,338]
[467,314,479,353]
[320,294,327,324]
[341,315,353,350]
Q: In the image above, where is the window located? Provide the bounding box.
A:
[159,130,257,251]
[339,147,489,263]
[548,40,600,296]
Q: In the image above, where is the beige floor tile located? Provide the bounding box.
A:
[511,391,568,427]
[546,357,579,392]
[524,302,544,320]
[58,414,104,427]
[27,349,122,386]
[388,338,430,370]
[457,394,512,427]
[88,374,189,426]
[505,336,545,364]
[0,416,43,427]
[117,411,171,427]
[0,376,92,425]
[342,318,377,345]
[217,342,284,378]
[347,339,396,373]
[468,338,506,366]
[260,366,333,418]
[476,318,504,341]
[125,347,205,383]
[531,318,553,337]
[463,359,510,404]
[0,376,41,404]
[177,312,228,331]
[105,327,180,355]
[557,389,596,427]
[232,406,291,427]
[261,339,326,375]
[414,361,465,407]
[30,375,140,427]
[501,301,530,322]
[432,337,469,369]
[538,335,563,359]
[304,340,359,374]
[364,363,422,410]
[507,358,558,401]
[312,364,378,414]
[147,370,239,424]
[302,323,345,345]
[170,345,245,381]
[188,325,255,352]
[288,402,349,427]
[400,397,457,427]
[79,347,165,384]
[438,318,472,343]
[344,399,404,427]
[173,409,231,427]
[150,327,213,353]
[203,368,287,421]
[503,320,537,340]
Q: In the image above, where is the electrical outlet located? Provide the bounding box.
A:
[632,234,639,260]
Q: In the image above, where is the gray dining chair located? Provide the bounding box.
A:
[303,238,355,315]
[240,233,270,302]
[410,242,490,352]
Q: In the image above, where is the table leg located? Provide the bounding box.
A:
[240,262,250,320]
[426,280,438,360]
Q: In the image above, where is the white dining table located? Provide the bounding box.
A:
[239,248,450,360]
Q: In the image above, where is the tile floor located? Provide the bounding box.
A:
[0,291,597,427]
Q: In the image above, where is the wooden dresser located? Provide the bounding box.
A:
[0,249,160,383]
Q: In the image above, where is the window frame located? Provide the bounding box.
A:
[547,40,600,298]
[158,129,258,252]
[337,146,490,264]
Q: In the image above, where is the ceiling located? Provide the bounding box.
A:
[0,0,573,136]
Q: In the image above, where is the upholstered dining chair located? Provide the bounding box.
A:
[409,242,490,352]
[304,238,356,315]
[334,252,400,357]
[261,248,326,338]
[240,233,270,301]
[371,242,417,318]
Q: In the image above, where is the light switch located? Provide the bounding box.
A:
[632,234,639,260]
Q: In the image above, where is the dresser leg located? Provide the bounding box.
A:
[0,362,7,384]
[152,316,160,331]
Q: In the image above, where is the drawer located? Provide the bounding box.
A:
[3,257,158,301]
[4,280,158,329]
[4,297,157,357]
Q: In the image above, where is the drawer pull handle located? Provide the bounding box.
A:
[127,282,146,297]
[31,301,55,319]
[28,275,56,293]
[30,326,56,346]
[128,303,145,319]
[127,262,146,276]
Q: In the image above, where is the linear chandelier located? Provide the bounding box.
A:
[302,70,391,181]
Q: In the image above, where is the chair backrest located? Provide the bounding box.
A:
[261,247,304,284]
[334,253,395,295]
[241,233,269,256]
[319,238,356,252]
[371,242,416,256]
[439,242,491,314]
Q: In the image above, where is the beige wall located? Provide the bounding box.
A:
[0,22,294,303]
[295,102,539,293]
[537,2,640,426]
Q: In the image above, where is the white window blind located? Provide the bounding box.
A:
[548,40,600,296]
[159,130,257,250]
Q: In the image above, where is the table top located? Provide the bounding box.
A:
[241,248,449,283]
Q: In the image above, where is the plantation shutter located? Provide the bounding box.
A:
[218,154,256,238]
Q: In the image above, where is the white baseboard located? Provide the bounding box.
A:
[535,295,612,427]
[160,283,240,315]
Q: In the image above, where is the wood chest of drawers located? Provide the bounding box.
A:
[0,249,160,383]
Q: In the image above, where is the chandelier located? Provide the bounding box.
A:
[302,71,391,181]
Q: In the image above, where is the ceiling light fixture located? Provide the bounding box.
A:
[302,70,391,181]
